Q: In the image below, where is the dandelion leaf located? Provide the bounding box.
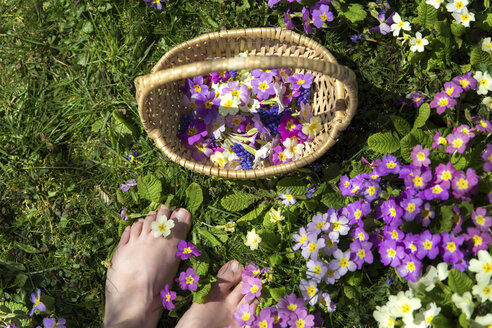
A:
[193,283,212,304]
[367,131,400,154]
[220,191,259,212]
[276,176,308,195]
[340,3,367,23]
[196,228,222,247]
[185,182,203,215]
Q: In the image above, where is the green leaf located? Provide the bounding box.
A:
[15,242,39,254]
[347,272,362,287]
[440,205,454,233]
[269,254,283,267]
[414,2,438,29]
[0,301,30,327]
[367,131,401,154]
[276,176,308,195]
[118,219,130,236]
[220,191,259,212]
[451,23,466,38]
[475,13,492,31]
[112,110,139,138]
[432,314,453,328]
[413,103,431,129]
[340,3,367,23]
[196,228,222,247]
[459,312,470,328]
[470,45,492,66]
[411,128,432,148]
[343,285,358,299]
[262,206,279,230]
[137,174,162,203]
[391,115,411,136]
[12,273,27,288]
[268,287,288,301]
[260,231,281,250]
[192,252,210,276]
[400,133,417,163]
[237,202,269,224]
[448,269,474,295]
[320,190,345,209]
[451,152,467,171]
[193,283,211,304]
[116,189,136,206]
[185,182,203,215]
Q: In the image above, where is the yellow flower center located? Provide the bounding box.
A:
[459,79,470,88]
[483,286,491,295]
[453,139,463,148]
[316,222,324,230]
[424,240,433,249]
[183,247,192,254]
[250,285,259,293]
[446,87,454,96]
[326,240,334,248]
[417,152,426,161]
[413,176,423,187]
[286,194,293,201]
[259,81,269,92]
[188,127,197,135]
[388,318,394,327]
[387,249,396,258]
[158,223,168,232]
[457,178,468,190]
[439,137,447,145]
[416,39,422,46]
[332,222,341,231]
[354,209,362,219]
[456,1,463,9]
[483,262,492,273]
[224,100,234,108]
[367,186,376,195]
[401,303,411,314]
[308,242,318,252]
[476,215,485,225]
[391,231,399,239]
[398,21,404,28]
[351,186,360,194]
[286,121,296,131]
[438,98,449,107]
[386,161,396,169]
[461,13,470,21]
[320,13,328,21]
[313,266,322,275]
[432,185,443,194]
[232,118,241,125]
[406,203,416,213]
[196,144,206,152]
[296,319,306,328]
[242,313,251,321]
[326,269,334,277]
[307,286,317,297]
[205,100,214,109]
[186,276,194,284]
[231,89,240,97]
[297,79,305,86]
[299,235,307,244]
[389,208,396,217]
[406,262,416,272]
[279,152,287,161]
[473,235,482,246]
[287,304,297,311]
[426,315,434,324]
[480,79,487,87]
[446,242,456,252]
[359,232,366,240]
[166,294,171,302]
[339,258,349,268]
[358,249,366,259]
[194,85,201,93]
[441,171,452,180]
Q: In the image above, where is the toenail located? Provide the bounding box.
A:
[174,208,190,222]
[159,204,168,211]
[231,260,239,273]
[148,211,156,215]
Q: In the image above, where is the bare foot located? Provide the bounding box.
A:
[175,260,249,328]
[103,205,191,328]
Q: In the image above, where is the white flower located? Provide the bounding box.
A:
[210,151,228,167]
[390,12,411,37]
[222,145,239,161]
[240,97,260,113]
[398,32,411,44]
[469,250,492,284]
[474,71,492,96]
[472,314,492,327]
[426,0,443,9]
[410,32,429,53]
[409,262,449,292]
[446,0,469,13]
[452,8,475,27]
[388,290,421,321]
[482,96,492,109]
[150,214,175,238]
[282,137,304,160]
[223,221,236,232]
[302,116,323,139]
[218,93,240,116]
[267,207,284,223]
[482,37,492,53]
[451,292,474,319]
[373,305,396,328]
[300,279,319,305]
[244,228,261,250]
[273,82,287,112]
[472,277,492,302]
[414,302,441,327]
[252,142,271,168]
[280,188,296,206]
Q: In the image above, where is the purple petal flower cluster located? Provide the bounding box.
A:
[369,9,395,35]
[178,68,318,170]
[119,179,137,192]
[143,0,166,10]
[429,72,477,115]
[176,240,202,260]
[29,288,46,317]
[178,268,199,291]
[159,284,177,310]
[269,1,334,34]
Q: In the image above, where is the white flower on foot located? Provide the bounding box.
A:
[151,214,175,238]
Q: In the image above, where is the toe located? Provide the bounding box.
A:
[207,260,243,302]
[169,208,192,240]
[142,209,159,234]
[229,281,245,305]
[117,225,131,248]
[130,221,143,240]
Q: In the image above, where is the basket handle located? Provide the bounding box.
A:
[135,55,357,167]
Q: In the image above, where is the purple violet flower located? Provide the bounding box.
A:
[472,207,492,231]
[396,254,423,282]
[464,227,492,256]
[241,275,262,301]
[178,268,199,291]
[411,92,426,108]
[416,230,441,260]
[176,240,201,260]
[288,308,315,328]
[411,145,431,167]
[253,307,275,328]
[159,284,177,310]
[482,144,492,172]
[233,303,256,327]
[119,179,137,192]
[311,4,334,29]
[350,240,374,270]
[451,72,477,92]
[42,318,66,328]
[283,9,294,30]
[378,239,404,268]
[29,289,46,316]
[430,91,456,114]
[443,81,463,98]
[440,232,465,264]
[369,9,395,35]
[120,207,128,221]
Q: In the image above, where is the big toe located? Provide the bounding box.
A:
[207,260,243,302]
[169,208,192,240]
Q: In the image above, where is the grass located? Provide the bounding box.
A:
[0,0,459,327]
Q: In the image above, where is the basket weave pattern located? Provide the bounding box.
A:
[135,28,358,179]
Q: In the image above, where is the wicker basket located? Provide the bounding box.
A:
[135,28,357,179]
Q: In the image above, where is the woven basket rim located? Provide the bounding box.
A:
[135,28,358,179]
